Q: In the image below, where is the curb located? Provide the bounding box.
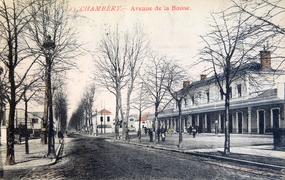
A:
[117,141,285,172]
[51,139,64,165]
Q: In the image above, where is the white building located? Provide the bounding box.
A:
[1,109,43,144]
[127,114,138,131]
[154,50,285,135]
[92,109,114,134]
[134,114,148,132]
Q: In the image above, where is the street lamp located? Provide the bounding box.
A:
[0,66,3,145]
[43,35,56,158]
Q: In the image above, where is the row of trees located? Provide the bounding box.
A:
[68,84,96,133]
[92,0,285,153]
[93,26,187,144]
[0,0,78,165]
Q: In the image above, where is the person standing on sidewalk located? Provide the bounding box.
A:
[161,128,166,142]
[192,126,197,138]
[189,125,192,135]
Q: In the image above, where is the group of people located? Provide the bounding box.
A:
[188,125,199,138]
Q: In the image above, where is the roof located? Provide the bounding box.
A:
[181,62,282,93]
[137,114,148,122]
[184,62,256,90]
[99,109,112,115]
[31,112,44,119]
[249,88,277,100]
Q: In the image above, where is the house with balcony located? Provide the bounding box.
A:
[154,50,285,135]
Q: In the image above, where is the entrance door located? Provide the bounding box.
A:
[199,116,203,133]
[192,115,195,126]
[229,113,233,133]
[238,112,242,133]
[273,109,280,129]
[207,114,211,133]
[176,118,179,132]
[220,114,224,133]
[259,111,265,134]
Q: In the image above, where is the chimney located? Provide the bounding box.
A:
[183,81,190,88]
[201,74,207,81]
[260,49,271,69]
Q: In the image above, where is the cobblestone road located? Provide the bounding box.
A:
[2,133,284,180]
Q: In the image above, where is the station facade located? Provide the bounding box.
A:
[152,50,285,134]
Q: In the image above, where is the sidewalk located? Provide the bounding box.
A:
[0,138,62,170]
[114,132,285,170]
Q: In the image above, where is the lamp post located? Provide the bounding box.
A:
[43,35,56,158]
[0,66,3,145]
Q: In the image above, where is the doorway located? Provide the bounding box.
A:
[199,116,203,133]
[272,109,280,129]
[207,114,211,133]
[192,115,195,126]
[238,112,242,134]
[220,114,224,133]
[258,111,265,134]
[229,113,233,133]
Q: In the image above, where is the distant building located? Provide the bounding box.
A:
[127,114,138,131]
[134,114,148,131]
[92,109,114,134]
[1,109,43,144]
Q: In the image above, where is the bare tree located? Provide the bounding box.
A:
[122,27,149,140]
[80,84,95,135]
[68,84,95,135]
[199,8,274,154]
[26,0,80,145]
[231,0,285,68]
[54,88,68,136]
[0,0,43,165]
[131,82,151,141]
[68,103,84,132]
[95,28,127,139]
[94,26,148,140]
[142,54,173,143]
[22,82,41,154]
[165,61,188,148]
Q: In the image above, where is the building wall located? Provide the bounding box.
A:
[92,112,114,134]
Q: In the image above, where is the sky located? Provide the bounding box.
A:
[62,0,232,119]
[18,0,283,121]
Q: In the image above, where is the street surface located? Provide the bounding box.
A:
[2,133,284,179]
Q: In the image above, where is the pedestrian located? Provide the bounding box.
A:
[149,129,153,142]
[161,128,166,142]
[192,126,197,138]
[189,125,192,135]
[58,131,64,143]
[144,127,147,135]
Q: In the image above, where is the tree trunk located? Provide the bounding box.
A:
[178,101,183,148]
[119,91,126,140]
[6,66,16,165]
[155,105,160,143]
[115,88,120,139]
[24,99,29,154]
[224,59,230,154]
[138,110,142,141]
